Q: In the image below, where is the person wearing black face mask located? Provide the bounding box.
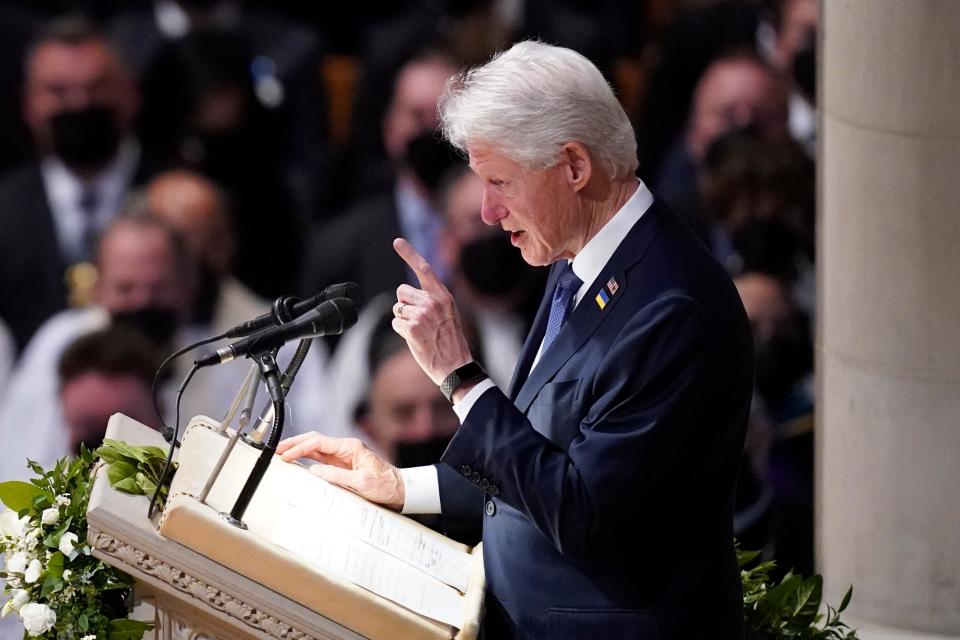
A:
[0,16,143,352]
[300,51,461,311]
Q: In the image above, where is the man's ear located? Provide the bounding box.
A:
[560,142,592,192]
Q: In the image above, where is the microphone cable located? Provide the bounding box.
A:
[151,333,227,444]
[148,361,200,522]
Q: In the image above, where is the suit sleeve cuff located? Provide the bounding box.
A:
[399,465,442,514]
[452,378,497,423]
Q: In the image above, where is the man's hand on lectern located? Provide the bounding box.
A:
[277,432,406,511]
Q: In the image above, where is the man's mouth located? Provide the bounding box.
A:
[510,231,524,245]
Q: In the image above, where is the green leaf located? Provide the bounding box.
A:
[43,515,74,548]
[106,461,138,485]
[78,612,89,631]
[792,575,823,627]
[0,480,43,511]
[838,586,853,613]
[111,477,143,495]
[46,551,66,578]
[107,618,154,640]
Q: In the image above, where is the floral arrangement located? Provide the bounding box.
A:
[0,446,153,639]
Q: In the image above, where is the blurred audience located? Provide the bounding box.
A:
[0,15,143,352]
[58,325,163,454]
[734,270,814,576]
[300,50,460,304]
[138,169,333,439]
[656,51,789,241]
[0,214,189,480]
[135,28,305,298]
[699,127,815,314]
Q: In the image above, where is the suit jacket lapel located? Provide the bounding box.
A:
[512,201,665,413]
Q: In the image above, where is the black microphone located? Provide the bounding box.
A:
[195,298,358,368]
[224,282,361,338]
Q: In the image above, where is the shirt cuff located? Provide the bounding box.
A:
[452,378,496,423]
[400,465,442,514]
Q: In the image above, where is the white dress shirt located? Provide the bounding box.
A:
[400,180,655,514]
[41,139,140,264]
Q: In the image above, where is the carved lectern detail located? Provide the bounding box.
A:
[89,528,318,640]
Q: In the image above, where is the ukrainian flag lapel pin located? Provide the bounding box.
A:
[595,277,619,310]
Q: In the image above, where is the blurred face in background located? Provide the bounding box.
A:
[362,349,459,467]
[23,38,138,170]
[382,58,458,163]
[687,58,788,161]
[94,224,187,317]
[61,372,156,453]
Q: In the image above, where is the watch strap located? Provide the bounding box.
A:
[439,361,486,403]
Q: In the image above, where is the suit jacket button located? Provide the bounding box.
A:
[460,465,471,477]
[485,500,496,517]
[490,484,501,497]
[471,471,481,483]
[480,479,490,491]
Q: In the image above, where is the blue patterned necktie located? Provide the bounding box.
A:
[541,262,583,354]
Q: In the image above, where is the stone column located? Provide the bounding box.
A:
[818,1,960,638]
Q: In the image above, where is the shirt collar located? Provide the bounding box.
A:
[570,179,654,302]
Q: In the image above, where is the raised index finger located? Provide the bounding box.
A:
[393,237,444,292]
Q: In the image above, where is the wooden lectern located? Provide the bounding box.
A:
[86,414,485,640]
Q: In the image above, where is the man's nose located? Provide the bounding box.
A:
[480,189,507,226]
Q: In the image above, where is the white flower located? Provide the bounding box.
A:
[19,602,57,636]
[81,636,97,640]
[40,507,59,526]
[62,569,72,581]
[1,589,29,617]
[55,495,71,507]
[5,551,28,574]
[58,531,79,556]
[24,558,43,584]
[0,510,27,540]
[23,527,41,548]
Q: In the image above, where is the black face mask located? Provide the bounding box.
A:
[395,435,452,468]
[459,232,530,297]
[754,330,811,405]
[111,306,179,348]
[50,105,121,170]
[404,130,461,192]
[792,41,817,102]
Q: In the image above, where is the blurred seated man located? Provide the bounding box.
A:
[356,312,459,468]
[300,50,460,304]
[0,215,191,479]
[58,325,163,453]
[142,169,332,436]
[656,51,789,242]
[0,15,143,351]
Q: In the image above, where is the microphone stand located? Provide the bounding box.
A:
[223,349,284,529]
[245,336,314,447]
[197,363,261,504]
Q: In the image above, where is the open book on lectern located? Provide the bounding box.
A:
[158,416,484,640]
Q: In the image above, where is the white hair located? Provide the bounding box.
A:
[439,41,638,179]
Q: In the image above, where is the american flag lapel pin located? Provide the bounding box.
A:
[606,277,619,296]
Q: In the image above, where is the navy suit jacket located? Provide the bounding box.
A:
[437,200,753,640]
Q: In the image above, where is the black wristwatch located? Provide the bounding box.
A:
[439,361,487,404]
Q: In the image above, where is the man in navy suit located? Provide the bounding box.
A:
[281,41,753,639]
